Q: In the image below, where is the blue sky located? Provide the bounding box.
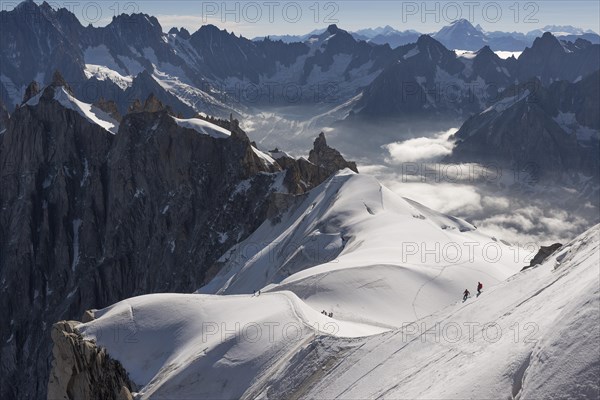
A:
[26,1,600,37]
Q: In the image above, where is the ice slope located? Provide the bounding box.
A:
[200,170,522,328]
[77,291,386,400]
[289,224,600,400]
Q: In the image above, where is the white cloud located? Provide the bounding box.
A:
[365,161,597,245]
[383,129,457,163]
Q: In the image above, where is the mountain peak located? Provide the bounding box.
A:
[530,31,565,52]
[14,0,36,11]
[476,45,495,56]
[109,13,162,34]
[416,34,443,47]
[51,70,67,86]
[327,24,339,34]
[22,81,41,104]
[309,132,358,174]
[452,18,474,26]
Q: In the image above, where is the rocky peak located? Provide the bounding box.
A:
[22,81,41,104]
[416,34,446,52]
[530,32,565,53]
[267,133,358,194]
[309,132,359,174]
[169,27,191,40]
[14,0,43,14]
[179,28,191,39]
[476,45,495,57]
[327,24,340,34]
[50,70,74,94]
[107,13,164,45]
[37,71,75,101]
[128,93,169,114]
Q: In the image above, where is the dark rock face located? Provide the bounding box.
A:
[47,321,135,400]
[449,72,600,178]
[0,82,356,399]
[0,100,8,132]
[522,243,563,270]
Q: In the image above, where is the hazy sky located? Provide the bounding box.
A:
[27,0,600,37]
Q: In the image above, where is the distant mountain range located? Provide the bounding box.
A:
[254,20,599,51]
[2,2,598,122]
[352,32,600,121]
[1,0,598,177]
[449,71,600,177]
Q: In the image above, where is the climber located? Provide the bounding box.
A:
[477,282,483,296]
[463,289,470,301]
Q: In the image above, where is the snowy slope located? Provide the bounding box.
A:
[292,224,600,400]
[200,170,521,328]
[78,291,386,399]
[75,173,598,399]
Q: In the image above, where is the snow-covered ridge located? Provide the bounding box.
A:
[172,116,277,166]
[172,116,230,139]
[26,86,119,134]
[201,171,520,328]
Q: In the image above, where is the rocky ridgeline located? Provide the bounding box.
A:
[0,73,357,400]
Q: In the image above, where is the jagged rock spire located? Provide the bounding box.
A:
[49,70,74,95]
[22,81,40,104]
[309,132,359,173]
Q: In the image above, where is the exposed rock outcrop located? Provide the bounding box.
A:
[127,93,172,115]
[309,132,359,175]
[93,98,122,122]
[48,321,135,400]
[522,243,563,271]
[271,133,358,195]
